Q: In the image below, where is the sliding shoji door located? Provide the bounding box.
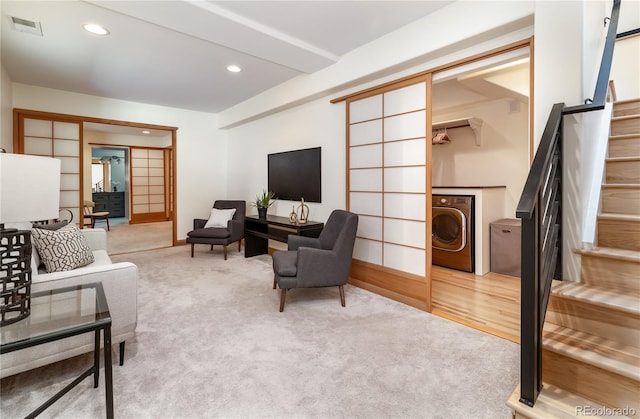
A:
[130,147,167,223]
[347,78,431,310]
[21,117,82,223]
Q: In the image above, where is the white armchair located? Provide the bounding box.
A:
[0,228,138,379]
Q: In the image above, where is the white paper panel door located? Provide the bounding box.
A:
[384,83,426,116]
[130,147,166,223]
[347,80,427,277]
[23,118,81,223]
[349,95,383,123]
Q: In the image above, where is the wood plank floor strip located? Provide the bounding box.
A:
[431,266,520,342]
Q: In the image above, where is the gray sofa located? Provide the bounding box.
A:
[0,228,138,379]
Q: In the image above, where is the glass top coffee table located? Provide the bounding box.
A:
[1,282,114,418]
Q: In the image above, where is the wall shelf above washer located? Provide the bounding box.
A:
[432,117,483,146]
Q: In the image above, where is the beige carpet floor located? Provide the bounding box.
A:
[0,245,519,418]
[106,220,172,255]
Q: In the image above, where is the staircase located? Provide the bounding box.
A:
[508,98,640,418]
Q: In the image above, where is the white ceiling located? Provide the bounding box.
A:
[1,0,456,114]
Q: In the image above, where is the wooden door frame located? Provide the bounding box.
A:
[13,108,179,246]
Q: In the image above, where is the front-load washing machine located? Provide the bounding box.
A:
[432,195,475,272]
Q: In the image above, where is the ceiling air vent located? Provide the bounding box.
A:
[10,16,43,36]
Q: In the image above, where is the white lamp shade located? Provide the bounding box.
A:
[0,153,61,223]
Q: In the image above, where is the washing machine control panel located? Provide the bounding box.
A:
[433,195,473,207]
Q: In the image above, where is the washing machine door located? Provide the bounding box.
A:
[432,207,467,251]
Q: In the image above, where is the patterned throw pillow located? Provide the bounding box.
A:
[31,223,95,273]
[31,221,69,268]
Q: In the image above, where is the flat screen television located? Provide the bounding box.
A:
[268,147,321,203]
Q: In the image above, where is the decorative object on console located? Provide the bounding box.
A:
[296,198,309,224]
[289,206,298,223]
[0,152,61,326]
[253,190,276,219]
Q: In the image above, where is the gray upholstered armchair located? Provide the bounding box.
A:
[271,210,358,312]
[187,200,246,260]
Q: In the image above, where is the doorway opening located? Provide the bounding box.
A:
[84,122,174,254]
[12,108,178,254]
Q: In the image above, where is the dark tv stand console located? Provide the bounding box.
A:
[244,214,324,258]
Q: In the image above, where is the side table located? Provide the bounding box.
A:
[1,282,114,418]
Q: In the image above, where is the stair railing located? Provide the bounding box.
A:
[517,0,621,407]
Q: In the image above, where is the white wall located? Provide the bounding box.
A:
[0,0,10,152]
[11,83,223,239]
[579,0,638,100]
[582,1,612,102]
[0,65,12,152]
[612,0,640,100]
[533,1,589,282]
[533,1,584,145]
[225,97,346,222]
[432,98,529,218]
[611,35,640,100]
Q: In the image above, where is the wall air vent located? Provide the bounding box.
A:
[10,16,43,36]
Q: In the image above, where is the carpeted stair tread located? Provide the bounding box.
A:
[551,280,640,316]
[506,383,631,418]
[542,323,640,381]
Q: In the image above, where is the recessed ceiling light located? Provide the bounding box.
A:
[83,23,109,36]
[226,65,241,73]
[142,130,151,134]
